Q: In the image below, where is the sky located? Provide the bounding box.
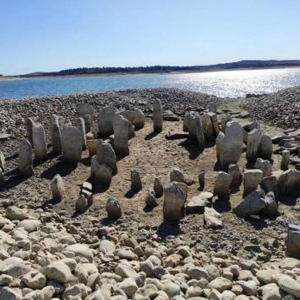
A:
[0,0,300,75]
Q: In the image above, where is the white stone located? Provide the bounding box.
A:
[32,123,47,160]
[50,174,64,202]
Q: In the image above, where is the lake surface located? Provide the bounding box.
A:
[1,67,300,100]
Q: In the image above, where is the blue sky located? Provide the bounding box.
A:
[1,0,300,75]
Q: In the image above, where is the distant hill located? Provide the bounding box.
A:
[20,60,300,77]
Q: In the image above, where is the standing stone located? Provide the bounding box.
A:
[0,151,5,171]
[281,150,290,171]
[277,169,300,195]
[287,224,300,259]
[76,103,94,127]
[50,114,65,131]
[183,112,189,132]
[198,170,205,190]
[131,169,142,191]
[163,181,187,222]
[32,123,47,160]
[97,141,118,175]
[87,139,98,157]
[246,128,262,163]
[202,113,214,142]
[153,99,163,133]
[208,112,219,136]
[208,102,217,113]
[154,177,164,197]
[106,198,122,220]
[50,174,64,202]
[221,114,232,132]
[186,112,205,150]
[83,114,92,133]
[51,122,62,155]
[145,192,158,208]
[113,115,130,157]
[261,175,278,196]
[61,126,83,163]
[0,168,4,187]
[228,164,242,187]
[91,157,112,186]
[18,140,33,177]
[134,108,145,130]
[75,117,87,150]
[75,194,89,213]
[217,121,244,170]
[258,135,273,160]
[254,158,273,177]
[170,167,185,183]
[97,106,116,137]
[243,169,263,197]
[213,171,232,200]
[26,118,34,146]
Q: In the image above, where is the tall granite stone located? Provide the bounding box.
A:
[134,108,145,130]
[76,103,94,126]
[153,99,163,133]
[91,157,112,186]
[246,128,262,163]
[61,126,83,163]
[208,112,219,136]
[254,158,273,177]
[186,112,205,151]
[97,140,118,175]
[75,117,87,150]
[25,118,34,146]
[287,224,300,259]
[51,120,62,155]
[221,114,232,132]
[258,134,273,160]
[243,169,263,197]
[0,151,5,172]
[281,150,290,171]
[213,171,232,200]
[32,123,47,160]
[228,164,243,187]
[18,140,33,177]
[131,169,142,191]
[97,106,116,137]
[202,113,215,142]
[113,115,130,157]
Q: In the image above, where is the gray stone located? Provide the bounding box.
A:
[202,113,214,142]
[170,167,185,183]
[281,150,290,171]
[25,118,34,146]
[134,108,145,129]
[287,223,300,259]
[77,103,94,126]
[186,112,205,150]
[97,140,118,175]
[153,99,163,132]
[91,157,112,186]
[254,158,273,177]
[18,140,33,177]
[213,171,232,199]
[208,112,219,136]
[83,114,92,133]
[204,207,223,229]
[76,194,89,213]
[278,275,300,298]
[243,169,263,197]
[75,117,87,150]
[221,114,232,132]
[261,283,281,300]
[87,139,98,157]
[259,135,273,160]
[32,122,47,160]
[198,170,205,189]
[0,287,22,300]
[154,177,164,197]
[246,128,262,163]
[278,169,300,195]
[21,270,46,289]
[131,168,142,191]
[61,126,83,163]
[145,192,158,208]
[208,277,232,292]
[50,174,64,202]
[106,198,122,220]
[228,164,242,187]
[113,115,130,157]
[51,122,62,154]
[45,261,72,283]
[261,192,278,216]
[97,106,116,137]
[0,151,5,171]
[261,175,278,196]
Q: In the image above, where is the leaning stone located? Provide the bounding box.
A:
[97,106,116,137]
[134,108,145,130]
[61,126,83,163]
[0,151,5,171]
[258,135,273,160]
[286,223,300,259]
[50,174,64,202]
[246,128,262,163]
[213,171,232,200]
[163,181,187,221]
[51,122,62,154]
[18,140,33,177]
[277,169,300,195]
[254,158,272,177]
[243,169,263,197]
[97,140,118,175]
[170,167,185,183]
[153,99,163,133]
[217,121,244,170]
[145,192,158,208]
[106,198,122,220]
[25,118,34,146]
[131,169,142,191]
[154,177,164,198]
[202,113,214,142]
[233,189,267,218]
[281,150,290,171]
[260,192,278,216]
[113,115,130,157]
[261,175,278,196]
[228,164,242,187]
[32,122,47,160]
[75,117,87,150]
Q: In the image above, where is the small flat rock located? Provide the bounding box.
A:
[208,277,232,292]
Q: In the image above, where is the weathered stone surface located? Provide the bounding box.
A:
[0,168,4,187]
[0,287,22,300]
[87,139,98,157]
[83,114,92,133]
[106,198,122,220]
[261,175,278,196]
[0,151,5,171]
[131,169,142,191]
[204,207,223,229]
[260,191,278,216]
[170,167,185,183]
[198,170,205,189]
[208,112,219,136]
[91,156,112,186]
[202,113,214,142]
[50,174,64,202]
[221,114,232,132]
[145,192,158,208]
[287,223,300,259]
[97,106,116,137]
[217,121,244,170]
[281,150,290,171]
[278,275,300,298]
[228,164,242,187]
[153,99,163,132]
[258,134,273,160]
[254,158,273,177]
[51,121,62,154]
[163,181,187,221]
[154,177,164,198]
[32,123,47,160]
[234,189,267,218]
[246,128,262,163]
[45,261,72,283]
[97,140,117,175]
[243,169,263,197]
[75,117,87,150]
[75,194,89,213]
[277,169,300,195]
[186,112,205,150]
[214,171,232,199]
[61,126,83,163]
[25,118,34,146]
[261,283,281,300]
[77,103,94,126]
[18,140,33,177]
[113,115,130,157]
[134,108,145,129]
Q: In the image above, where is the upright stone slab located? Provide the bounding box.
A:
[87,139,98,157]
[145,192,158,208]
[254,158,273,177]
[0,151,5,171]
[83,114,92,133]
[75,117,87,150]
[153,99,163,133]
[261,175,278,196]
[32,123,47,160]
[202,113,214,142]
[213,171,232,200]
[51,121,62,155]
[131,169,142,191]
[217,121,244,170]
[228,164,242,187]
[91,157,112,186]
[76,103,94,126]
[50,174,64,202]
[208,112,219,136]
[287,224,300,259]
[277,169,300,195]
[183,112,189,132]
[198,170,205,190]
[134,108,145,130]
[154,177,164,198]
[97,106,116,137]
[170,167,185,183]
[258,134,273,160]
[243,169,263,197]
[221,114,232,132]
[18,140,33,177]
[186,112,205,151]
[281,150,290,171]
[113,115,130,157]
[246,128,262,163]
[26,118,34,146]
[61,126,83,163]
[163,181,187,222]
[97,141,118,175]
[106,198,122,220]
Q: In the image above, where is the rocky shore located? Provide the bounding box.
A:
[1,87,300,299]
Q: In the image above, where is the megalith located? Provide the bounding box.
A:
[97,106,116,137]
[113,115,130,157]
[18,140,33,177]
[61,126,83,163]
[153,99,163,133]
[32,123,47,160]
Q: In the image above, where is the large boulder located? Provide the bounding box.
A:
[202,113,214,142]
[91,157,112,186]
[258,134,273,160]
[61,126,83,163]
[277,169,300,195]
[77,103,94,126]
[185,111,205,150]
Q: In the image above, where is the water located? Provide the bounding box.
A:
[1,67,300,100]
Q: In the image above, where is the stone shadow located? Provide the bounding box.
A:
[165,133,189,140]
[100,217,119,226]
[213,161,223,172]
[80,157,91,167]
[145,131,159,141]
[1,170,28,191]
[278,193,300,206]
[244,216,268,230]
[124,189,139,199]
[41,161,77,180]
[213,199,231,213]
[157,221,183,239]
[178,140,203,160]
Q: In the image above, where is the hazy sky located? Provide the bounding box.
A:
[1,0,300,75]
